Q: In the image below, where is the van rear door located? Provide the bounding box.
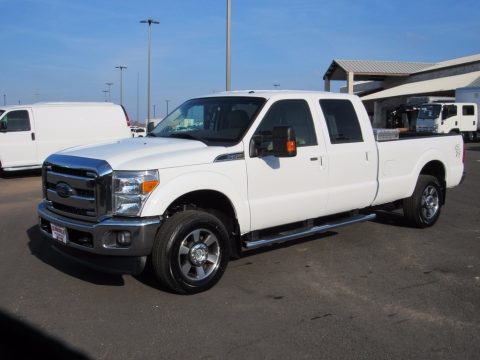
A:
[0,108,37,170]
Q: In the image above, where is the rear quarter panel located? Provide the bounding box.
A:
[373,135,464,206]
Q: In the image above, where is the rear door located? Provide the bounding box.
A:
[0,109,37,169]
[317,98,378,214]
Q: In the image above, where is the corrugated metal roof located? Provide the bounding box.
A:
[334,60,435,75]
[361,71,480,101]
[414,54,480,73]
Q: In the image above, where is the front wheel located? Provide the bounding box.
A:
[151,210,230,294]
[403,175,442,228]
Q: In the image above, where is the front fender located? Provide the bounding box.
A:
[141,164,250,234]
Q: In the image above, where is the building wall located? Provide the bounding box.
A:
[364,61,480,127]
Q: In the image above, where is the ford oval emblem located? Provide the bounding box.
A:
[56,182,75,198]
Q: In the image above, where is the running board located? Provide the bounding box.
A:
[243,213,376,250]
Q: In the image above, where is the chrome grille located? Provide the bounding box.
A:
[42,154,113,222]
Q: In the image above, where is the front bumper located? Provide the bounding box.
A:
[38,202,161,274]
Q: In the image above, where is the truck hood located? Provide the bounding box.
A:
[58,137,233,170]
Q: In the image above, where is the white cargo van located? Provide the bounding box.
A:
[0,102,131,171]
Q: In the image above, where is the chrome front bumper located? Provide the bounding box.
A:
[38,202,161,274]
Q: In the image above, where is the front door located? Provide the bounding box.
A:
[0,109,36,169]
[245,99,328,231]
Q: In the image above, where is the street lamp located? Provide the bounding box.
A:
[140,18,159,128]
[105,82,114,102]
[153,104,156,118]
[3,94,5,106]
[102,90,108,102]
[226,0,231,91]
[115,66,127,105]
[165,99,170,116]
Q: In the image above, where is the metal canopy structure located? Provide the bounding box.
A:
[324,60,434,81]
[361,71,480,101]
[323,59,435,94]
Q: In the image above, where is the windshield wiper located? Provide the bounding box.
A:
[146,132,156,137]
[169,132,206,143]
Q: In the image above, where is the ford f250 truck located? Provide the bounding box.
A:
[38,91,465,294]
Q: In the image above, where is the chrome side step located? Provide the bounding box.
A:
[243,213,376,250]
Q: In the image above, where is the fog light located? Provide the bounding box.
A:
[116,231,131,246]
[77,236,91,244]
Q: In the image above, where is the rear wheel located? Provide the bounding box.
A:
[467,132,475,142]
[403,175,442,228]
[151,210,230,294]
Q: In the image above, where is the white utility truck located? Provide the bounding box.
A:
[0,102,131,171]
[38,91,465,294]
[416,102,477,141]
[455,86,480,141]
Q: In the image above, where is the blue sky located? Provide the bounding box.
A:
[1,0,479,122]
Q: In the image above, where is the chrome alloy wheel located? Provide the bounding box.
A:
[178,228,221,281]
[421,185,440,220]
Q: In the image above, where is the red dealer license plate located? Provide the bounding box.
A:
[51,223,68,244]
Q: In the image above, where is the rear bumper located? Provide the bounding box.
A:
[38,202,161,274]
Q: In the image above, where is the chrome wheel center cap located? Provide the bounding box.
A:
[189,243,208,266]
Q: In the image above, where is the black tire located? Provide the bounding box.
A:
[403,175,442,228]
[151,210,230,294]
[467,132,475,142]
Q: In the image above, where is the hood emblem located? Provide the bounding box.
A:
[55,182,76,198]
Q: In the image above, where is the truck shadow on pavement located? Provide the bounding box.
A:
[0,169,41,179]
[27,226,125,286]
[466,145,480,152]
[372,210,410,227]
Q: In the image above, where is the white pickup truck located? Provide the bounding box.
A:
[38,91,465,294]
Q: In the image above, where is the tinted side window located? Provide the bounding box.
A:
[442,105,457,120]
[463,105,475,116]
[0,110,31,132]
[254,99,317,154]
[319,99,363,144]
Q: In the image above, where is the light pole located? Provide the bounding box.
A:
[106,82,114,102]
[136,72,140,123]
[140,18,159,128]
[226,0,231,91]
[102,90,108,102]
[115,66,127,105]
[153,104,156,118]
[3,94,5,106]
[165,99,170,116]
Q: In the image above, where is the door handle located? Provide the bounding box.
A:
[31,132,35,141]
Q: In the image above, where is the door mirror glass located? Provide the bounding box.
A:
[0,121,6,131]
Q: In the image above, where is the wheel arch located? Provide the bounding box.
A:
[164,190,242,258]
[419,160,446,204]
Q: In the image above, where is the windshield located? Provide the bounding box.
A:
[150,96,266,145]
[418,104,442,120]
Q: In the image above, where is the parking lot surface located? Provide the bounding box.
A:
[1,144,479,359]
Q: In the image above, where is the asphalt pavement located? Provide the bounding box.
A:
[0,144,479,359]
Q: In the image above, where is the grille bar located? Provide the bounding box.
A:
[42,154,113,222]
[46,171,96,191]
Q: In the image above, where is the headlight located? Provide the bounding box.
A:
[113,170,159,216]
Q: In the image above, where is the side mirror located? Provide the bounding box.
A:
[0,121,7,132]
[272,126,297,157]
